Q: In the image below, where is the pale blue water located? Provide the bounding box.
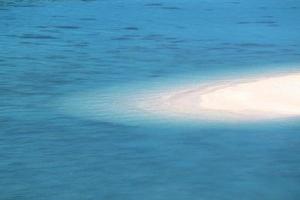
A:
[1,0,300,199]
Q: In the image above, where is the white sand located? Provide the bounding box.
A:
[139,73,300,121]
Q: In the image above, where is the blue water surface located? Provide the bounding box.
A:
[1,0,300,199]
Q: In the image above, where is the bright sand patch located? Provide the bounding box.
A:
[138,73,300,121]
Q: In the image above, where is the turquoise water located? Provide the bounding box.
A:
[1,0,300,199]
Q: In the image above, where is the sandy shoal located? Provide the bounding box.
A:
[138,73,300,120]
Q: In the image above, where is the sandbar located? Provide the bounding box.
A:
[138,73,300,121]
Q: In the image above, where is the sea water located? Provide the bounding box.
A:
[1,0,300,199]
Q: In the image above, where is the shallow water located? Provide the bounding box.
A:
[1,0,300,199]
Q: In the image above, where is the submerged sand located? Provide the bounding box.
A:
[139,73,300,121]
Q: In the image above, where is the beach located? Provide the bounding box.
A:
[139,73,300,121]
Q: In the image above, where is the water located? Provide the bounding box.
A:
[1,0,300,199]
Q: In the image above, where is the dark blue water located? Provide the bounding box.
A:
[1,0,300,199]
